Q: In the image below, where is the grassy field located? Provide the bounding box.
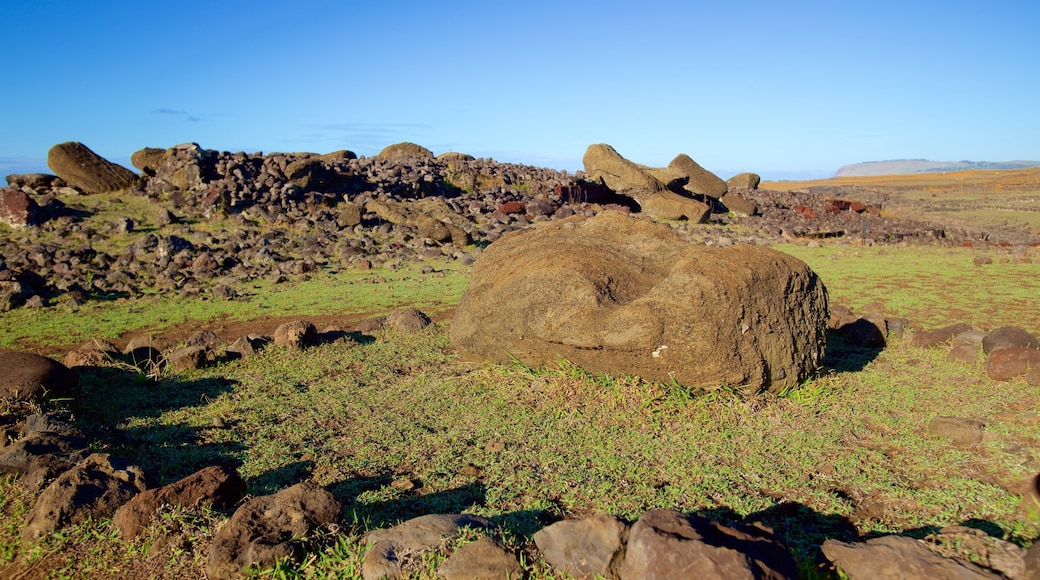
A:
[2,239,1038,578]
[2,169,1040,577]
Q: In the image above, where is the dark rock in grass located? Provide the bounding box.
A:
[362,514,494,580]
[23,453,147,545]
[927,416,984,445]
[211,283,237,300]
[982,326,1040,355]
[23,412,84,437]
[353,316,387,334]
[206,482,340,579]
[0,351,78,402]
[385,308,432,333]
[985,348,1040,381]
[0,279,34,311]
[165,345,214,373]
[0,431,88,476]
[822,535,996,579]
[911,323,974,348]
[64,340,120,368]
[885,318,910,340]
[124,336,177,366]
[225,335,270,360]
[837,318,886,349]
[186,329,222,349]
[113,465,246,539]
[947,344,980,364]
[437,535,522,580]
[273,320,317,350]
[534,513,629,579]
[617,509,798,580]
[953,330,987,346]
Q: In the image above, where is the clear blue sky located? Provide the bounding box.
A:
[2,0,1038,180]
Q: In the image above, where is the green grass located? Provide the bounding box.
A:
[2,241,1039,578]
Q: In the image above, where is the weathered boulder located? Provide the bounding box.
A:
[822,535,996,579]
[5,173,62,190]
[450,212,828,394]
[273,320,317,350]
[206,482,341,578]
[912,323,974,348]
[0,279,34,311]
[982,326,1040,355]
[385,308,432,333]
[23,453,147,544]
[436,535,523,580]
[985,347,1040,381]
[46,142,136,194]
[165,345,214,373]
[0,351,78,402]
[437,151,475,162]
[727,172,762,190]
[362,513,494,580]
[534,513,629,579]
[0,188,40,228]
[639,191,711,222]
[582,144,665,200]
[669,153,728,198]
[226,335,270,360]
[130,147,167,176]
[113,465,246,539]
[618,509,799,579]
[376,142,434,161]
[720,192,759,217]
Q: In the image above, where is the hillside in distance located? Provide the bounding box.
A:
[835,159,1040,177]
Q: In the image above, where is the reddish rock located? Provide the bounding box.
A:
[985,347,1040,381]
[497,200,525,214]
[912,323,974,348]
[0,351,78,402]
[0,188,40,228]
[982,326,1040,355]
[793,205,817,219]
[113,465,246,539]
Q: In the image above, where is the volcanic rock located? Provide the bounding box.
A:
[534,513,629,579]
[376,142,434,161]
[46,142,136,194]
[362,513,494,580]
[450,211,828,394]
[436,535,522,580]
[985,347,1040,381]
[822,535,995,579]
[668,153,728,198]
[982,326,1040,355]
[113,465,246,539]
[0,351,78,402]
[0,188,40,228]
[273,320,317,350]
[727,172,762,190]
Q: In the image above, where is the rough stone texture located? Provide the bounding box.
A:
[617,509,799,579]
[0,431,89,492]
[982,326,1040,355]
[130,147,167,176]
[436,535,523,580]
[46,142,137,194]
[384,308,432,333]
[985,347,1040,381]
[912,323,975,348]
[639,190,711,222]
[206,482,341,579]
[362,514,494,580]
[927,416,984,445]
[0,280,34,312]
[5,173,61,189]
[226,335,269,360]
[582,144,665,200]
[1027,367,1040,387]
[947,344,980,364]
[534,513,629,579]
[822,535,996,579]
[720,192,759,217]
[376,141,434,161]
[0,351,78,402]
[924,526,1026,579]
[0,188,40,228]
[669,153,728,198]
[451,212,828,394]
[165,345,214,373]
[1026,538,1040,578]
[727,172,762,190]
[273,320,317,350]
[113,465,246,539]
[23,453,147,544]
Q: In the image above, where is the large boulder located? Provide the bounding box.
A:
[727,172,762,190]
[46,142,136,193]
[130,147,167,176]
[0,188,40,228]
[376,141,434,161]
[450,212,828,394]
[0,351,78,402]
[668,153,728,198]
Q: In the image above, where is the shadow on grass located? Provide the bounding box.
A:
[823,330,885,374]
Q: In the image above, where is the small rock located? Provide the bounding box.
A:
[927,416,983,445]
[947,344,979,364]
[362,514,494,580]
[384,308,432,333]
[534,513,628,579]
[273,320,317,350]
[912,323,974,348]
[437,535,522,580]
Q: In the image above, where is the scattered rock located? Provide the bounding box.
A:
[165,345,214,373]
[113,465,246,539]
[0,188,40,228]
[273,320,317,350]
[822,535,996,579]
[727,172,761,190]
[927,416,984,445]
[362,514,494,580]
[206,482,340,578]
[617,509,799,579]
[720,191,759,217]
[451,212,828,394]
[985,347,1040,381]
[384,308,432,333]
[376,142,434,161]
[46,142,137,194]
[669,153,728,198]
[982,326,1040,355]
[23,453,147,544]
[912,323,974,348]
[534,513,629,579]
[947,344,980,364]
[225,335,270,359]
[436,535,522,580]
[0,351,78,402]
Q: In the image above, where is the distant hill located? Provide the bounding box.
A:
[834,159,1040,177]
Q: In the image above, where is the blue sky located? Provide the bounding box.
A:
[2,1,1038,180]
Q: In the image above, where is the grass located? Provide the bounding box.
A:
[3,171,1040,576]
